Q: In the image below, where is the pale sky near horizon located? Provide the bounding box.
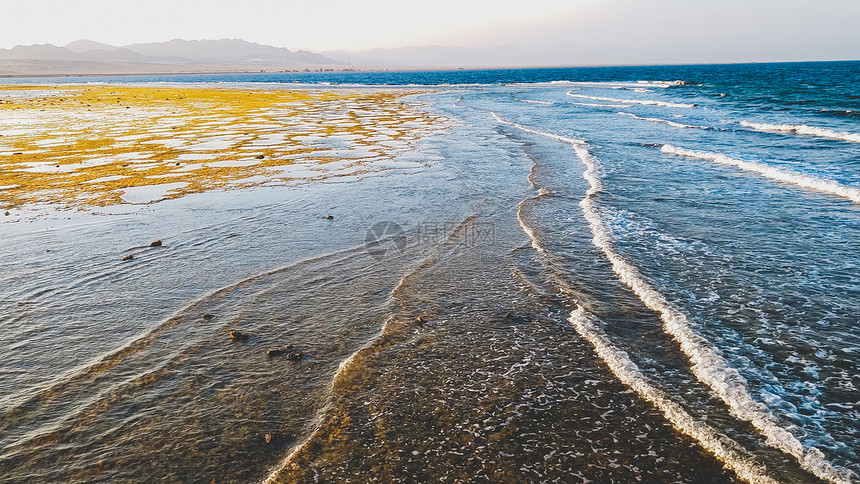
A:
[2,0,858,63]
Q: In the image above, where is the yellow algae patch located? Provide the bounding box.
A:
[0,84,447,210]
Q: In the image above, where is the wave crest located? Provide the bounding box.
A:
[619,112,706,129]
[660,144,860,204]
[740,121,860,143]
[567,91,696,109]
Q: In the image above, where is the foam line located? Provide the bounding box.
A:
[619,112,706,129]
[637,80,688,87]
[569,101,634,108]
[494,113,854,483]
[577,143,854,484]
[491,112,585,145]
[508,119,778,484]
[515,98,554,105]
[568,307,779,484]
[567,91,696,108]
[740,121,860,143]
[661,144,860,204]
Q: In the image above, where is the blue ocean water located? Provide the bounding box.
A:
[1,61,858,482]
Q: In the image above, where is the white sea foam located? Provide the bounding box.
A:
[638,80,688,87]
[491,112,585,145]
[567,91,696,109]
[515,98,554,106]
[569,102,634,108]
[618,112,706,129]
[507,117,777,483]
[568,308,778,484]
[495,112,854,483]
[543,80,685,89]
[578,144,854,483]
[740,121,860,143]
[661,145,860,205]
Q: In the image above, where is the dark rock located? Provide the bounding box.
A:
[202,313,215,320]
[268,345,302,359]
[150,239,162,247]
[325,215,334,220]
[12,152,22,155]
[230,330,250,342]
[122,254,133,261]
[256,155,265,159]
[4,211,9,216]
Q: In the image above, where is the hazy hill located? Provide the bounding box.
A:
[125,39,335,65]
[65,40,120,53]
[0,39,339,76]
[0,44,78,61]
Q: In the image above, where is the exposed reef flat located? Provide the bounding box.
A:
[0,84,445,211]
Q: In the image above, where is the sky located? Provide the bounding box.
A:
[1,0,858,64]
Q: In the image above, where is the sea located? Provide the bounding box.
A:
[1,61,858,483]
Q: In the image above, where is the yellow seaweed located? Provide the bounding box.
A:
[0,85,446,210]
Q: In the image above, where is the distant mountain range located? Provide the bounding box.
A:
[0,39,339,76]
[0,38,337,65]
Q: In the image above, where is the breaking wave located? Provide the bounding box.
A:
[493,113,854,483]
[567,91,696,109]
[740,121,860,143]
[619,112,707,129]
[661,144,860,204]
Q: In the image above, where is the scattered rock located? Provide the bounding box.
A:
[503,313,510,318]
[416,316,425,324]
[325,215,334,220]
[202,313,215,320]
[265,432,276,444]
[150,239,162,247]
[266,348,287,358]
[122,254,133,261]
[267,345,303,360]
[230,330,250,342]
